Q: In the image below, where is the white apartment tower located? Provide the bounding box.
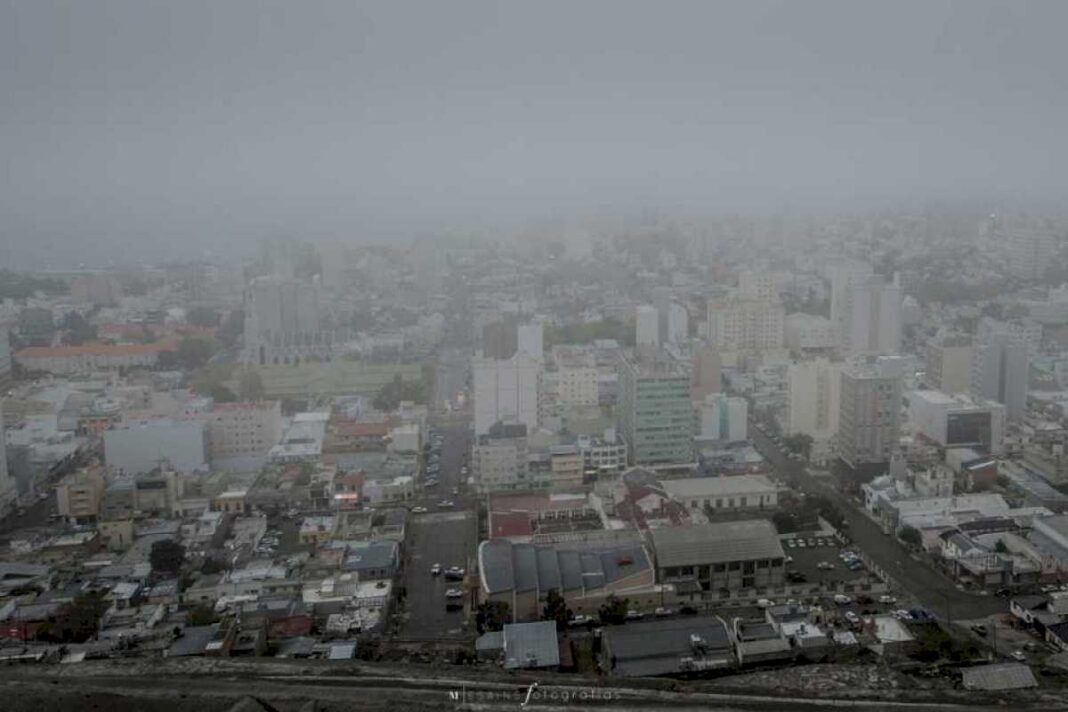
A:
[786,359,841,444]
[707,298,784,353]
[838,273,902,356]
[636,305,660,351]
[473,352,541,436]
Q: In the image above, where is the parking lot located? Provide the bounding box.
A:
[783,536,873,587]
[399,510,476,640]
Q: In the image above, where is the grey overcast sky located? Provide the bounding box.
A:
[2,0,1066,264]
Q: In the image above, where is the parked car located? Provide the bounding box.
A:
[833,594,852,605]
[654,607,675,617]
[855,595,874,605]
[1011,650,1027,662]
[844,611,861,625]
[893,609,913,621]
[430,563,442,576]
[444,588,464,599]
[411,506,428,513]
[878,595,897,604]
[445,566,465,580]
[757,598,776,609]
[970,623,988,637]
[625,609,644,620]
[569,614,595,627]
[817,561,835,570]
[438,500,454,508]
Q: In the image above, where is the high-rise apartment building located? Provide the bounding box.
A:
[690,346,722,402]
[517,322,544,362]
[925,334,973,395]
[837,357,905,470]
[785,359,841,444]
[706,298,784,352]
[699,394,748,442]
[838,273,902,356]
[620,356,694,467]
[971,328,1030,422]
[635,305,660,351]
[473,352,541,436]
[1007,230,1057,280]
[666,301,689,344]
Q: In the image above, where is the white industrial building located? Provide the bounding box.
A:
[206,401,284,467]
[660,474,778,512]
[104,419,209,475]
[907,390,1005,455]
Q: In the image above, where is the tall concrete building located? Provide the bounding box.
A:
[907,390,1005,455]
[838,273,902,356]
[706,298,784,353]
[1007,230,1057,280]
[690,345,722,402]
[473,352,541,436]
[620,356,694,467]
[0,402,15,514]
[666,301,689,344]
[481,319,519,360]
[738,271,776,302]
[971,328,1030,422]
[829,262,873,332]
[699,394,747,442]
[0,328,11,386]
[925,334,973,395]
[837,357,905,471]
[243,276,323,365]
[635,305,660,352]
[785,359,841,444]
[517,322,544,363]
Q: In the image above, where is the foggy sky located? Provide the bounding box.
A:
[2,0,1067,265]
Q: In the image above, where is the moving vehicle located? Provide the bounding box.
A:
[625,609,644,620]
[438,500,454,508]
[569,614,595,627]
[878,595,897,604]
[844,611,861,625]
[654,607,674,617]
[444,588,464,599]
[445,566,465,580]
[430,563,442,576]
[1011,650,1027,662]
[757,598,776,609]
[833,594,852,605]
[817,561,835,570]
[970,623,988,636]
[411,506,428,514]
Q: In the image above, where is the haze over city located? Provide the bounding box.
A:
[5,2,1068,711]
[4,0,1068,266]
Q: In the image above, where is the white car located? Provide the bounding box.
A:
[893,609,913,621]
[411,506,428,514]
[844,611,861,625]
[569,615,595,627]
[445,566,465,580]
[430,563,442,576]
[756,598,776,609]
[817,561,835,570]
[878,595,897,604]
[625,609,644,620]
[438,500,454,508]
[1011,650,1027,662]
[444,588,464,599]
[654,607,674,617]
[833,594,852,605]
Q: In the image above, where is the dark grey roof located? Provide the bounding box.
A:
[479,539,650,596]
[480,540,515,594]
[1012,595,1049,611]
[961,663,1037,691]
[503,621,559,669]
[342,540,398,573]
[650,520,783,568]
[604,617,732,678]
[166,624,218,657]
[475,631,504,652]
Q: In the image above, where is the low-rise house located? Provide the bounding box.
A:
[650,520,785,597]
[476,620,561,670]
[165,623,221,657]
[731,618,793,666]
[340,540,400,581]
[961,663,1038,691]
[0,562,53,596]
[599,617,733,677]
[300,516,337,545]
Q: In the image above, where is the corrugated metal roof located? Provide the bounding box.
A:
[650,520,783,567]
[503,621,559,669]
[961,663,1037,691]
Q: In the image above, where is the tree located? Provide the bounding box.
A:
[173,336,218,370]
[150,539,186,576]
[186,306,221,328]
[237,368,265,401]
[898,525,922,549]
[62,311,98,346]
[598,595,629,625]
[783,433,814,461]
[372,373,427,411]
[476,600,511,634]
[36,592,109,643]
[185,603,219,627]
[994,539,1008,553]
[542,589,572,632]
[217,309,245,348]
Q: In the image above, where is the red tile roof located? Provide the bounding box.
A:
[489,511,533,539]
[16,339,178,358]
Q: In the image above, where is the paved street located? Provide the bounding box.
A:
[749,422,1007,621]
[400,420,477,639]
